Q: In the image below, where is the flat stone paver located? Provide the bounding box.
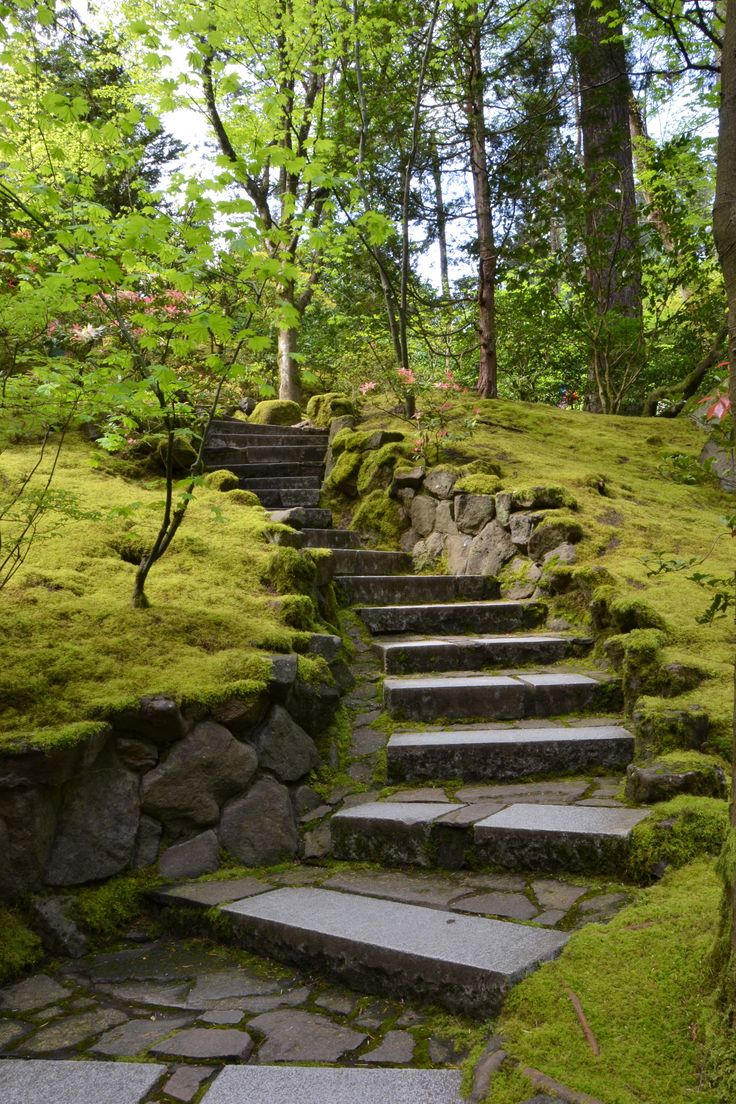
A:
[453,891,538,921]
[0,1059,166,1104]
[164,1065,212,1102]
[91,1014,194,1056]
[97,980,191,1008]
[532,879,589,910]
[386,788,453,803]
[71,941,220,982]
[151,877,271,908]
[359,1029,415,1064]
[201,1065,464,1103]
[475,803,649,837]
[334,801,462,825]
[19,1008,128,1053]
[151,1026,253,1061]
[0,975,70,1012]
[249,1009,367,1062]
[323,871,461,909]
[187,970,284,1006]
[456,781,589,804]
[0,1022,28,1050]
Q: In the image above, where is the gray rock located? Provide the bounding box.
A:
[287,678,340,737]
[45,763,139,886]
[151,876,270,910]
[0,974,70,1013]
[434,501,457,535]
[29,895,87,957]
[412,532,446,570]
[424,468,458,499]
[454,494,495,534]
[465,520,515,576]
[248,1009,367,1062]
[0,1020,28,1050]
[268,654,299,701]
[494,491,514,527]
[92,1014,194,1056]
[302,824,332,860]
[187,970,282,1006]
[410,494,436,537]
[306,633,342,663]
[0,1059,167,1104]
[314,992,357,1015]
[400,527,419,552]
[625,760,727,803]
[19,1007,128,1053]
[542,542,577,566]
[219,777,298,865]
[390,466,425,494]
[531,879,588,910]
[254,706,319,782]
[328,415,355,442]
[452,891,538,921]
[0,787,58,896]
[509,512,537,546]
[292,785,322,815]
[237,987,311,1013]
[701,438,736,491]
[163,1066,212,1103]
[151,1026,253,1060]
[141,721,258,831]
[133,815,162,868]
[200,1067,463,1104]
[359,1029,415,1064]
[200,1009,244,1024]
[112,696,187,746]
[210,696,269,736]
[115,737,158,773]
[529,521,582,561]
[445,534,472,574]
[159,830,220,879]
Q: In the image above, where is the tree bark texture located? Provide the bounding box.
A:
[573,0,643,412]
[464,17,498,399]
[431,137,451,298]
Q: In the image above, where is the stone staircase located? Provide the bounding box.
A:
[154,422,650,1098]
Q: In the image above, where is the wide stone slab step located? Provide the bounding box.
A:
[210,419,325,437]
[251,489,322,507]
[219,887,567,1015]
[359,600,546,635]
[206,432,328,448]
[474,802,650,873]
[205,461,324,479]
[375,633,592,674]
[0,1059,167,1104]
[269,507,333,529]
[241,476,322,490]
[336,574,499,606]
[300,528,363,549]
[383,672,620,722]
[387,724,634,782]
[331,801,465,866]
[331,549,412,576]
[204,445,327,465]
[201,1066,463,1104]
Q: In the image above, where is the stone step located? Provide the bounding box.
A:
[269,507,333,529]
[205,462,324,480]
[218,887,567,1015]
[248,489,322,508]
[473,802,650,873]
[241,476,322,490]
[331,548,412,576]
[331,799,648,874]
[207,431,329,448]
[336,574,499,606]
[301,528,363,549]
[0,1059,167,1104]
[204,444,327,465]
[375,633,592,674]
[387,723,634,782]
[201,1067,464,1103]
[359,600,546,635]
[210,419,324,437]
[383,672,619,722]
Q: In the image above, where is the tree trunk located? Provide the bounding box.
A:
[464,17,498,399]
[431,136,451,298]
[573,0,643,413]
[713,0,736,986]
[278,324,300,402]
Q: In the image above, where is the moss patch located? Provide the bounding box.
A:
[306,392,356,426]
[72,869,160,940]
[454,473,503,495]
[352,489,404,550]
[0,907,42,984]
[482,859,721,1104]
[249,399,302,425]
[203,469,240,491]
[629,795,728,881]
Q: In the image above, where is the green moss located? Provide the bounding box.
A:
[478,859,721,1104]
[352,489,405,550]
[306,392,356,426]
[72,869,160,940]
[225,488,262,507]
[591,585,670,633]
[356,441,413,496]
[203,469,240,491]
[629,796,728,882]
[249,399,302,425]
[325,450,363,496]
[454,473,503,495]
[274,593,317,629]
[296,653,333,687]
[2,719,110,754]
[461,458,504,478]
[262,546,317,595]
[0,907,42,984]
[634,697,713,755]
[532,511,584,543]
[510,484,578,510]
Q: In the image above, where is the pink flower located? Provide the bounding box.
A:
[397,367,416,385]
[46,320,59,336]
[437,428,449,437]
[359,381,377,394]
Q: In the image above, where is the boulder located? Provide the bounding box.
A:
[159,830,220,878]
[410,495,436,537]
[446,534,472,574]
[219,777,298,865]
[44,764,139,886]
[287,679,340,738]
[400,527,419,552]
[254,706,320,782]
[700,439,736,492]
[141,722,258,832]
[528,518,583,560]
[625,760,727,804]
[306,634,342,664]
[111,696,187,747]
[412,532,446,570]
[268,654,299,702]
[292,785,322,816]
[543,542,578,566]
[28,895,87,958]
[249,400,302,426]
[434,501,457,535]
[116,737,158,773]
[210,695,269,736]
[424,467,458,499]
[133,815,163,868]
[465,520,515,576]
[390,466,425,495]
[454,494,495,535]
[0,788,58,896]
[508,511,537,547]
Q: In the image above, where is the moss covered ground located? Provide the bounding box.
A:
[0,434,317,751]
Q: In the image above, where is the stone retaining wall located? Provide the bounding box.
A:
[0,642,344,899]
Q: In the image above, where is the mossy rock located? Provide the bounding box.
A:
[633,698,711,754]
[204,469,240,492]
[262,546,317,594]
[0,907,42,984]
[629,795,728,882]
[273,593,317,630]
[625,751,728,804]
[511,484,578,511]
[352,489,405,550]
[326,450,363,497]
[306,392,357,427]
[249,400,302,426]
[528,513,584,559]
[591,585,670,634]
[225,489,261,507]
[454,473,502,496]
[462,458,504,478]
[357,442,414,496]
